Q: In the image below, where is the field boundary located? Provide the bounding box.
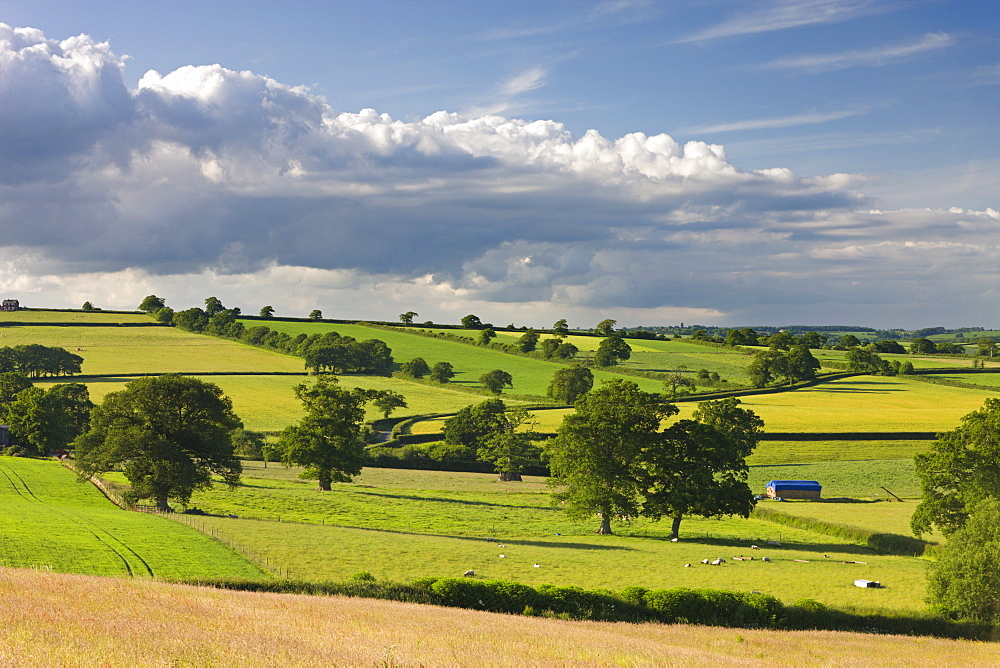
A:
[752,506,934,556]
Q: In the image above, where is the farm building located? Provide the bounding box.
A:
[767,480,822,500]
[1,299,18,311]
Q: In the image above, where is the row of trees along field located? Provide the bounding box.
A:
[0,344,83,377]
[0,372,93,456]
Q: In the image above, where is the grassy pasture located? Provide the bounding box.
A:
[763,500,941,542]
[0,458,263,579]
[4,569,996,667]
[749,439,931,465]
[246,320,664,396]
[923,372,1000,388]
[0,309,151,324]
[175,463,932,610]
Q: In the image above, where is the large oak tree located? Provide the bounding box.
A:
[74,375,241,511]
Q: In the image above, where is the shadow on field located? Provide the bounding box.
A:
[811,380,905,394]
[352,489,550,511]
[500,539,634,551]
[625,533,883,557]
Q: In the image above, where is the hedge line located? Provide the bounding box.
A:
[752,506,933,556]
[176,575,994,639]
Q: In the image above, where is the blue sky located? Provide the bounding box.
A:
[0,1,997,328]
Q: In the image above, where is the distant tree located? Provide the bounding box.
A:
[552,319,570,336]
[204,297,226,317]
[516,330,540,353]
[0,372,32,411]
[690,329,709,341]
[898,360,915,375]
[278,375,372,490]
[874,340,906,354]
[309,309,323,320]
[936,342,964,354]
[785,345,821,382]
[443,398,507,451]
[547,366,594,404]
[725,328,759,347]
[593,336,632,367]
[138,295,166,313]
[400,357,430,379]
[801,331,826,349]
[663,370,694,399]
[172,307,209,332]
[479,369,513,395]
[477,407,541,481]
[640,398,763,538]
[546,380,677,534]
[372,391,407,419]
[553,342,579,360]
[429,361,455,383]
[461,314,483,329]
[154,307,174,324]
[747,349,787,388]
[540,338,563,359]
[926,498,1000,623]
[259,305,275,319]
[476,327,497,346]
[81,301,96,311]
[909,338,937,354]
[74,375,241,511]
[912,398,1000,537]
[399,311,418,325]
[767,331,797,350]
[838,334,862,349]
[845,346,889,374]
[976,338,997,358]
[231,428,267,460]
[595,319,617,337]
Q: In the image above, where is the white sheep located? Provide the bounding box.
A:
[463,570,475,577]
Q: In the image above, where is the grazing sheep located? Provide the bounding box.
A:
[463,570,475,577]
[670,538,679,543]
[711,558,726,566]
[762,557,772,563]
[751,545,760,550]
[533,564,540,568]
[684,563,691,567]
[499,555,505,558]
[701,559,710,564]
[766,540,781,547]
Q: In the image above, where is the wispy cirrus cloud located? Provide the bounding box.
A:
[758,32,954,72]
[474,0,654,41]
[686,109,865,134]
[500,66,548,96]
[676,0,884,43]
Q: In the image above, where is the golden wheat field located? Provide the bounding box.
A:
[0,568,996,666]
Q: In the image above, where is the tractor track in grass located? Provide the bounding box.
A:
[0,461,153,576]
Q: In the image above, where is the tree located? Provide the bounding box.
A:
[138,295,166,313]
[663,370,694,399]
[4,383,93,456]
[909,338,937,354]
[926,498,1000,623]
[547,366,594,404]
[477,407,541,481]
[785,345,821,382]
[461,314,483,329]
[640,398,763,538]
[259,305,275,318]
[476,327,497,346]
[231,428,267,459]
[593,336,631,367]
[552,319,570,336]
[74,375,241,511]
[845,346,889,374]
[725,328,759,347]
[874,340,906,354]
[400,357,430,378]
[442,398,507,451]
[429,361,455,383]
[595,319,617,336]
[479,369,513,395]
[204,296,226,316]
[172,307,208,332]
[766,331,797,350]
[81,301,96,311]
[516,330,540,353]
[278,375,372,491]
[372,390,407,419]
[975,338,997,358]
[309,309,323,320]
[912,398,1000,537]
[546,380,677,534]
[154,307,174,324]
[838,334,862,349]
[0,372,32,414]
[399,311,418,325]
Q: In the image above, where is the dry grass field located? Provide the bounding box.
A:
[1,567,996,666]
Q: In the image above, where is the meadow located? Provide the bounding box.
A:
[4,567,997,666]
[0,458,263,579]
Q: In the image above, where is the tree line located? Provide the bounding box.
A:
[0,344,83,378]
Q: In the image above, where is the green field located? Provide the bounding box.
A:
[243,320,665,396]
[0,458,264,579]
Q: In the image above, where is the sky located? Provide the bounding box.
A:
[0,0,997,329]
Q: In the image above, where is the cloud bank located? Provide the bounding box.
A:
[0,24,996,327]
